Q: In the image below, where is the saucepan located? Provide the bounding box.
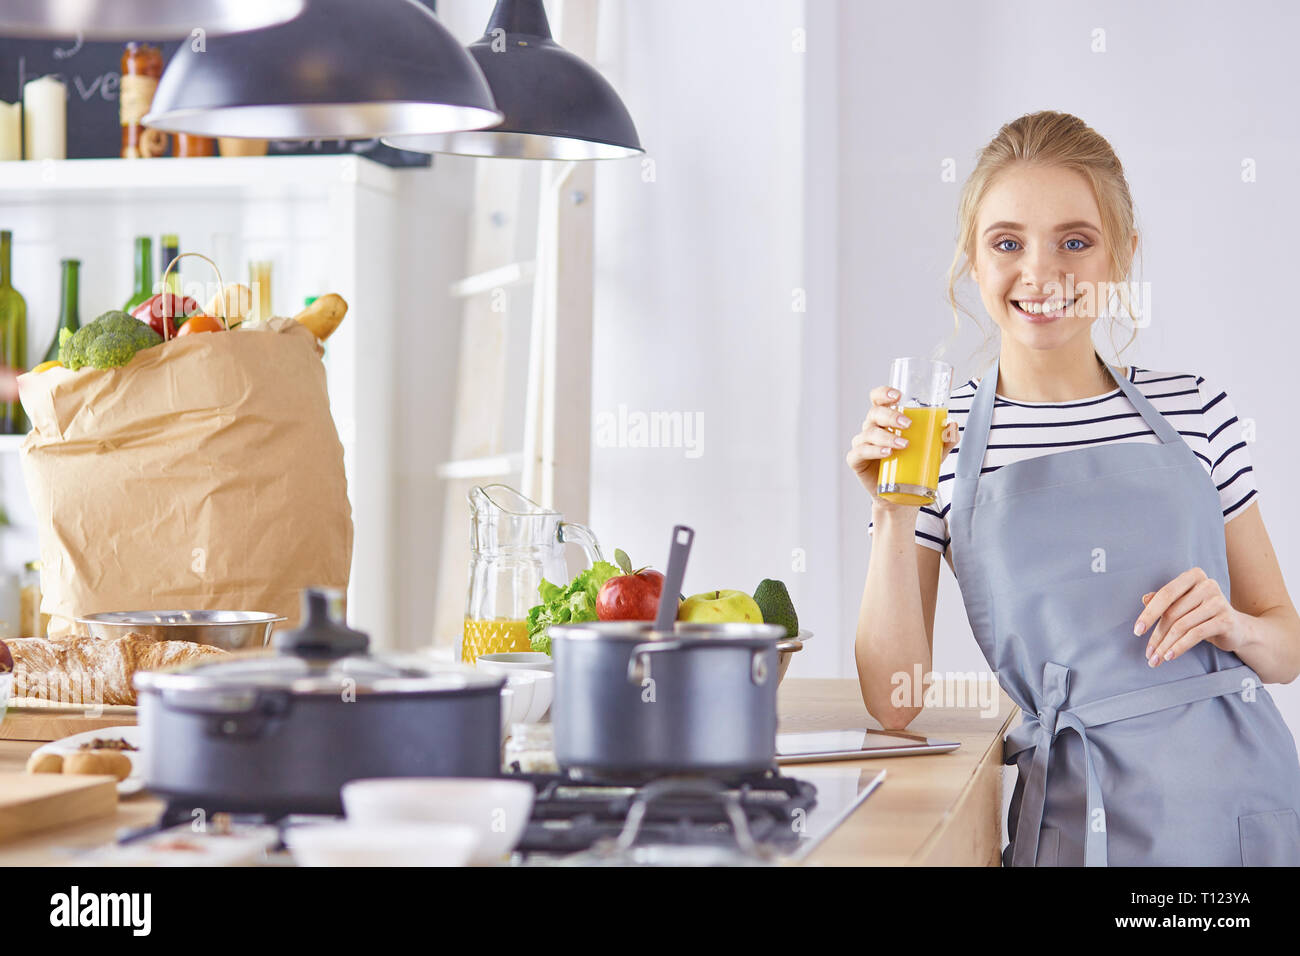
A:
[549,620,785,779]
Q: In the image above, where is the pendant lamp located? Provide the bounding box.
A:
[142,0,502,141]
[382,0,642,160]
[0,0,306,39]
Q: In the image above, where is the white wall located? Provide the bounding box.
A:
[586,0,825,670]
[837,0,1300,732]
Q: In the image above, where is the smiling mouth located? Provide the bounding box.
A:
[1011,298,1076,319]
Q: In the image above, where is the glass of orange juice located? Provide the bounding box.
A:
[877,357,953,506]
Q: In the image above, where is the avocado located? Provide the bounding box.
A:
[753,578,799,637]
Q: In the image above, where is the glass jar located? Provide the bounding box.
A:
[462,484,603,664]
[19,560,46,637]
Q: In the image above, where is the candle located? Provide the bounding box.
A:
[23,76,66,161]
[0,102,20,161]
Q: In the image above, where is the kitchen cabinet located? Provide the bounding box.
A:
[0,155,435,643]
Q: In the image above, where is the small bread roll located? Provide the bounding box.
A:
[205,283,253,326]
[63,750,132,781]
[25,751,63,774]
[293,293,348,341]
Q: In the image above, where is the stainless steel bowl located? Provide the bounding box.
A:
[776,629,812,684]
[77,610,286,651]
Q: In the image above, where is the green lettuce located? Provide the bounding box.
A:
[527,560,621,655]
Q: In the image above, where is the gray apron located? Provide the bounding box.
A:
[948,354,1300,866]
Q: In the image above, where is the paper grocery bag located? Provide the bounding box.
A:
[17,318,353,637]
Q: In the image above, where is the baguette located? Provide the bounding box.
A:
[63,750,132,781]
[5,634,226,706]
[293,293,348,341]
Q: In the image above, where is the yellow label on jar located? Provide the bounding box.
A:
[119,74,158,126]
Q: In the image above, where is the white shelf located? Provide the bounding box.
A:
[0,155,401,203]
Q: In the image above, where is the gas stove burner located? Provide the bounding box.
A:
[506,767,818,862]
[546,763,789,788]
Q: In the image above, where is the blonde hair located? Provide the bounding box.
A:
[945,110,1142,369]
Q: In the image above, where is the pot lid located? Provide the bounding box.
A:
[134,588,503,696]
[134,650,503,696]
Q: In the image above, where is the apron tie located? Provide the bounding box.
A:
[1005,661,1262,867]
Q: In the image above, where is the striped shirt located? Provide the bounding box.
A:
[867,366,1258,559]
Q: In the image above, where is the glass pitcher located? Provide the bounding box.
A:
[462,484,604,663]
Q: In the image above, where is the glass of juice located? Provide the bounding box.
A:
[877,357,953,506]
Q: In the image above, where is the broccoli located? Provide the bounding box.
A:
[59,310,164,370]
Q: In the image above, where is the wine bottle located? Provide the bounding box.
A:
[160,234,180,294]
[0,230,28,433]
[123,236,153,313]
[43,259,80,364]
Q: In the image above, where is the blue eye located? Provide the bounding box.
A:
[1064,238,1089,251]
[994,238,1020,252]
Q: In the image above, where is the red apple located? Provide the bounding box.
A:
[597,569,666,621]
[0,639,11,674]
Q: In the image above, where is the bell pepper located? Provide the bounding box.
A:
[130,293,202,339]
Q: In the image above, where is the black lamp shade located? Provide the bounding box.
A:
[0,0,306,39]
[383,0,643,160]
[143,0,503,141]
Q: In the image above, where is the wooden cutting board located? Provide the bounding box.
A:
[1,702,138,742]
[0,772,119,842]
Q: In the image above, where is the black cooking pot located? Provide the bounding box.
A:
[134,590,505,815]
[550,621,785,779]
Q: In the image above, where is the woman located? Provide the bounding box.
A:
[847,110,1300,866]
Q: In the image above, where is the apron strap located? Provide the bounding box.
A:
[1007,662,1261,866]
[956,352,1181,485]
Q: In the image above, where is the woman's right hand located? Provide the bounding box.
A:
[846,385,961,506]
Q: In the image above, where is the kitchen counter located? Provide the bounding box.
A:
[0,678,1017,866]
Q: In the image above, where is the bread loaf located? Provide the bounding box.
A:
[5,634,225,706]
[63,750,132,781]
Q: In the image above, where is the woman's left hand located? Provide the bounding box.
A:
[1135,567,1248,667]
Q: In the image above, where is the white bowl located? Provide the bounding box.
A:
[341,778,535,864]
[520,671,553,722]
[283,822,479,867]
[501,676,533,735]
[501,671,552,724]
[476,652,553,673]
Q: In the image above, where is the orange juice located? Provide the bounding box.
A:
[878,406,947,505]
[462,617,531,663]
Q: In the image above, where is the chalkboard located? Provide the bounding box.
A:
[0,8,437,168]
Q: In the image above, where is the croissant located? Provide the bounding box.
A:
[5,634,226,706]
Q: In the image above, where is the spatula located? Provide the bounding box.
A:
[654,525,694,634]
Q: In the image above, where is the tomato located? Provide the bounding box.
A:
[176,313,225,336]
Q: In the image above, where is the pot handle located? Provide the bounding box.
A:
[626,639,689,685]
[627,641,775,686]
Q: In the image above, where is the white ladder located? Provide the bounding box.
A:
[430,0,600,648]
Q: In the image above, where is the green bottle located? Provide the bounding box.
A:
[160,234,180,295]
[123,236,154,313]
[0,230,28,433]
[43,259,80,365]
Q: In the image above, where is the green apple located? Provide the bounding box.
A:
[678,589,764,623]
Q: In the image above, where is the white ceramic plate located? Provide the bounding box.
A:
[31,724,144,796]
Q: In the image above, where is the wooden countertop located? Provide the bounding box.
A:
[784,678,1016,866]
[0,677,1017,866]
